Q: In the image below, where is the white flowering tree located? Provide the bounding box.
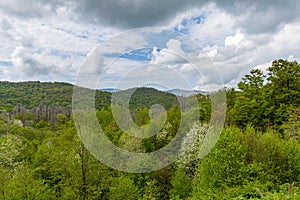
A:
[0,134,25,169]
[177,123,209,175]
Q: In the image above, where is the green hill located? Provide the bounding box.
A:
[118,87,179,110]
[0,82,179,112]
[0,81,111,111]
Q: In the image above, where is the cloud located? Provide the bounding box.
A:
[231,1,300,34]
[0,4,119,82]
[202,21,300,87]
[0,0,300,90]
[2,0,299,33]
[0,0,52,18]
[73,0,300,35]
[11,46,60,78]
[73,0,207,28]
[149,37,222,91]
[185,4,236,46]
[180,63,194,72]
[224,31,244,47]
[150,39,186,65]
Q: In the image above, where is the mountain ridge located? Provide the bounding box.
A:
[0,81,188,111]
[99,87,211,96]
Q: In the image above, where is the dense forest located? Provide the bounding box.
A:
[0,59,299,199]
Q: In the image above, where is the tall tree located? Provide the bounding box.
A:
[233,69,267,129]
[266,59,300,128]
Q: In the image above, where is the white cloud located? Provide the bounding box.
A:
[0,6,119,82]
[180,63,194,72]
[187,4,236,46]
[0,0,300,91]
[0,0,52,18]
[150,39,186,65]
[199,21,300,86]
[224,30,244,47]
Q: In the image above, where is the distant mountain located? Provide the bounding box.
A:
[0,82,179,112]
[116,87,178,110]
[0,81,111,111]
[100,88,211,96]
[99,88,120,93]
[165,89,210,96]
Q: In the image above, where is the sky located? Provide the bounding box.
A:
[1,0,300,91]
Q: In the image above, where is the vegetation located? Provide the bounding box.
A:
[0,81,74,111]
[0,59,299,199]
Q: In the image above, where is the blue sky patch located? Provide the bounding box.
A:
[104,48,154,61]
[49,49,86,59]
[145,30,181,48]
[76,35,88,39]
[174,16,204,34]
[0,61,12,66]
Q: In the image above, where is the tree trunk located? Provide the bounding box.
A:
[81,143,88,200]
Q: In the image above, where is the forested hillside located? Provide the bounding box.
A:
[0,81,74,110]
[0,59,299,199]
[0,81,113,112]
[0,81,180,111]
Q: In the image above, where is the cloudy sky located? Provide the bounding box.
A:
[1,0,300,91]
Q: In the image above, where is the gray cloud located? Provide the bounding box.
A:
[2,0,300,34]
[231,0,300,34]
[12,55,57,78]
[0,0,51,18]
[19,58,53,76]
[1,0,300,88]
[74,0,206,28]
[65,0,300,34]
[10,46,63,79]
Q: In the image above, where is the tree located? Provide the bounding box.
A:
[280,107,300,139]
[7,163,55,199]
[0,134,25,169]
[267,59,300,105]
[177,123,209,176]
[135,107,150,126]
[266,59,300,128]
[0,166,10,200]
[238,69,265,94]
[169,168,192,199]
[109,176,141,200]
[232,69,268,129]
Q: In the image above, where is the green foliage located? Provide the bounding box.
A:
[7,163,55,199]
[231,59,300,131]
[169,168,192,199]
[177,123,209,175]
[196,128,249,190]
[135,107,151,126]
[190,126,300,199]
[127,87,178,110]
[141,179,161,200]
[232,69,268,129]
[0,60,299,199]
[0,134,25,169]
[0,81,111,110]
[109,175,141,200]
[281,107,300,139]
